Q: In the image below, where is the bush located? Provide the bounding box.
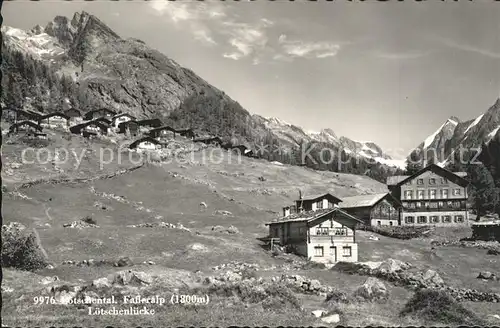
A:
[400,289,487,326]
[364,225,431,240]
[302,261,326,270]
[204,281,301,311]
[81,216,97,225]
[1,223,48,271]
[325,290,351,304]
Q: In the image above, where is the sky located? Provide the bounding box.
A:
[3,0,500,159]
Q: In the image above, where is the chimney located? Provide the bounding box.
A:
[299,190,303,200]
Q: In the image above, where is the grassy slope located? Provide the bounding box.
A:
[2,132,500,326]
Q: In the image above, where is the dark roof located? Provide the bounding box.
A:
[70,120,109,133]
[339,192,401,209]
[9,120,43,132]
[265,207,364,225]
[148,125,176,134]
[83,108,117,119]
[136,118,163,127]
[63,108,82,116]
[11,109,42,120]
[118,120,139,128]
[92,117,112,125]
[296,192,342,203]
[392,164,469,187]
[129,137,163,149]
[194,136,223,144]
[112,113,136,120]
[41,112,70,120]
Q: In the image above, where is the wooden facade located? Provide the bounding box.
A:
[340,193,401,227]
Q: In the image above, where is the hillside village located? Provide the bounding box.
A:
[2,9,500,328]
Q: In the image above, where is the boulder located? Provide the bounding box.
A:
[354,277,388,301]
[377,259,408,274]
[311,309,326,318]
[92,277,111,288]
[109,270,153,286]
[422,269,444,286]
[114,257,133,267]
[321,313,340,324]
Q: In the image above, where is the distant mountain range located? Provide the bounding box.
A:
[408,99,500,167]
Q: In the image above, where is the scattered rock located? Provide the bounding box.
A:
[108,270,153,286]
[114,257,133,267]
[311,309,326,318]
[368,235,380,241]
[477,271,497,280]
[63,220,99,229]
[2,285,14,293]
[354,277,388,301]
[188,243,208,252]
[422,269,444,286]
[200,202,207,208]
[321,313,340,324]
[92,277,111,289]
[214,210,233,216]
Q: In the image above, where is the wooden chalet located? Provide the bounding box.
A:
[63,108,83,124]
[175,128,196,140]
[70,120,109,136]
[129,137,164,151]
[148,126,177,139]
[40,112,70,129]
[117,120,139,137]
[194,136,224,147]
[111,113,136,129]
[265,206,363,264]
[8,120,43,136]
[230,144,255,157]
[136,118,163,129]
[83,108,117,121]
[340,192,402,227]
[471,221,500,242]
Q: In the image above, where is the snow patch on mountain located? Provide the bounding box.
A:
[488,126,500,143]
[423,119,457,149]
[464,113,484,135]
[1,25,66,61]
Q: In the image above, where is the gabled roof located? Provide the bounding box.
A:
[129,137,163,149]
[265,207,364,225]
[41,112,70,120]
[136,118,163,127]
[92,117,112,125]
[112,113,136,120]
[83,108,117,119]
[339,192,400,209]
[296,192,342,203]
[70,120,109,133]
[392,164,469,187]
[194,136,223,144]
[148,125,176,134]
[9,120,43,132]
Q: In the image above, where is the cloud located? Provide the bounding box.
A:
[374,50,430,60]
[439,37,500,59]
[150,2,342,64]
[277,34,341,59]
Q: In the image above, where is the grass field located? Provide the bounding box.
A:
[2,130,500,326]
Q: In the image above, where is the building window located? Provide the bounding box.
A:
[417,190,425,200]
[317,200,323,209]
[329,246,336,256]
[402,202,408,208]
[389,221,393,226]
[417,179,424,185]
[442,215,451,223]
[429,178,436,185]
[441,189,449,199]
[298,227,305,235]
[342,246,352,257]
[314,246,324,257]
[429,202,438,209]
[454,215,464,223]
[333,228,348,236]
[441,178,448,184]
[416,202,422,208]
[431,216,439,223]
[438,201,444,208]
[316,227,329,236]
[453,189,461,196]
[377,221,381,226]
[417,216,427,224]
[404,190,413,200]
[429,189,437,199]
[405,216,415,224]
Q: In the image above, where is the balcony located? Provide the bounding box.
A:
[309,235,353,243]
